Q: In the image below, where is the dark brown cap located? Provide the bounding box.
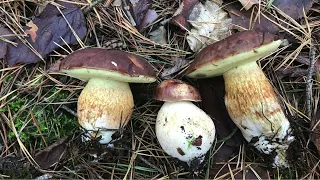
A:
[186,30,282,78]
[155,79,201,102]
[59,48,157,83]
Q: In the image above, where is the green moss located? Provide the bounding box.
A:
[6,89,78,148]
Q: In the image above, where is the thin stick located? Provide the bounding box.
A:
[29,92,78,117]
[30,109,48,147]
[306,44,316,118]
[137,155,164,174]
[83,0,107,14]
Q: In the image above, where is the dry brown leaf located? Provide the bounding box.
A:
[24,21,38,43]
[1,1,87,66]
[34,137,69,169]
[171,0,200,30]
[225,3,280,33]
[150,26,167,45]
[272,0,313,20]
[186,1,231,52]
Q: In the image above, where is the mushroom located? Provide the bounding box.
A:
[155,79,215,169]
[186,30,294,167]
[59,48,156,144]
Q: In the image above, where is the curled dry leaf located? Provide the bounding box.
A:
[0,1,87,66]
[171,0,200,30]
[139,9,158,29]
[149,26,167,45]
[127,0,158,31]
[186,1,232,52]
[238,0,259,10]
[34,137,69,169]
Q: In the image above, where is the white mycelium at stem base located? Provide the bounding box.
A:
[156,101,215,167]
[224,61,294,167]
[78,78,134,144]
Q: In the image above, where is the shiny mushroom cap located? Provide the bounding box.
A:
[155,79,201,102]
[59,48,157,83]
[186,30,282,78]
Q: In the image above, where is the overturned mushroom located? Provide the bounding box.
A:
[155,79,215,169]
[186,30,294,167]
[59,48,156,144]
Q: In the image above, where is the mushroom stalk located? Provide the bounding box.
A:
[78,78,134,144]
[223,61,294,167]
[156,101,215,168]
[154,80,215,170]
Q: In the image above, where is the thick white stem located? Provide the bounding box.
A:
[223,61,294,167]
[78,78,134,144]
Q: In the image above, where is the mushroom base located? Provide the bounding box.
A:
[156,101,215,167]
[78,78,134,144]
[223,61,294,167]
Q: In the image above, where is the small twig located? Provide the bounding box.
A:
[306,44,316,118]
[137,155,165,174]
[59,105,78,117]
[83,0,107,14]
[121,0,136,26]
[29,92,78,117]
[30,109,48,147]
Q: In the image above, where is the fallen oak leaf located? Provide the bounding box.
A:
[139,9,158,29]
[3,1,86,66]
[171,0,200,30]
[186,1,232,52]
[272,0,313,20]
[0,25,16,60]
[34,137,69,169]
[224,1,280,33]
[127,0,157,31]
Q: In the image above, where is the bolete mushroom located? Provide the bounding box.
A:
[186,30,294,167]
[59,48,156,144]
[155,79,215,169]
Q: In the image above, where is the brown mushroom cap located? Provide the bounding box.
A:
[155,79,201,102]
[186,30,282,78]
[59,48,157,83]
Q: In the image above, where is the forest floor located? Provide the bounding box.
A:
[0,0,320,179]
